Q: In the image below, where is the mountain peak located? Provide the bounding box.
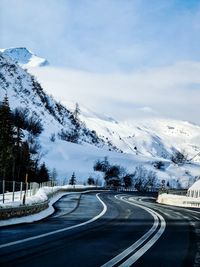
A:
[0,47,49,68]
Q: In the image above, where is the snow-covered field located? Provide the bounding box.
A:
[41,131,200,188]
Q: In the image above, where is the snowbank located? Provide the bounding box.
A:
[157,193,200,208]
[0,184,90,208]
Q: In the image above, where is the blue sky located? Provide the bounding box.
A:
[1,0,200,72]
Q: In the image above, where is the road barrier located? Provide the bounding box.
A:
[157,190,200,208]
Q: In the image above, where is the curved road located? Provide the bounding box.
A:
[0,191,200,267]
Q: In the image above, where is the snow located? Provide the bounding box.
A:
[157,193,200,208]
[0,185,102,227]
[188,180,200,198]
[0,47,49,68]
[188,179,200,191]
[80,110,200,162]
[0,185,83,208]
[0,48,200,189]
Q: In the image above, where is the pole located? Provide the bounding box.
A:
[20,181,23,200]
[2,180,5,204]
[22,173,28,205]
[12,180,15,202]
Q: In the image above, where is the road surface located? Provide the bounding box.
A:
[0,191,200,267]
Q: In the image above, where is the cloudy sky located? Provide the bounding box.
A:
[1,0,200,123]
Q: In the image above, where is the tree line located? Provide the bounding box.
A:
[0,95,50,184]
[93,157,158,191]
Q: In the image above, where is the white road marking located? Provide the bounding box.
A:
[192,215,200,221]
[0,193,107,249]
[101,195,166,267]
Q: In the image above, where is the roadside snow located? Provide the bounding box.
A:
[157,193,200,208]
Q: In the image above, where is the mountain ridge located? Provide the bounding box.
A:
[0,47,49,68]
[0,52,118,151]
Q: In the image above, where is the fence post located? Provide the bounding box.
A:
[26,182,28,196]
[12,180,15,202]
[2,180,5,204]
[20,182,23,200]
[22,173,28,205]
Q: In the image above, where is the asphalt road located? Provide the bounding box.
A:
[0,191,200,267]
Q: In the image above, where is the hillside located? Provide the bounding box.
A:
[0,52,119,152]
[80,107,200,162]
[0,50,200,187]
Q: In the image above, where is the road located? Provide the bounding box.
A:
[0,191,200,267]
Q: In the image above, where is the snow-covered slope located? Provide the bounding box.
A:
[0,52,119,151]
[76,104,200,163]
[0,50,199,187]
[0,47,49,68]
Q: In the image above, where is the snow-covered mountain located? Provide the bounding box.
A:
[79,108,200,162]
[0,47,49,68]
[0,52,120,150]
[0,49,200,187]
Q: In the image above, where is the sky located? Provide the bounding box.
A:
[1,0,200,123]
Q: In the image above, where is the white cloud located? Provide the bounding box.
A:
[1,0,200,72]
[30,60,200,124]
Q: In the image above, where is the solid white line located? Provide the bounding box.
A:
[0,193,107,249]
[101,195,164,267]
[119,199,166,266]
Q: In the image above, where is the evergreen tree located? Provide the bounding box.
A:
[12,107,28,145]
[0,95,15,179]
[73,103,80,120]
[37,162,49,183]
[69,172,76,185]
[0,95,48,184]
